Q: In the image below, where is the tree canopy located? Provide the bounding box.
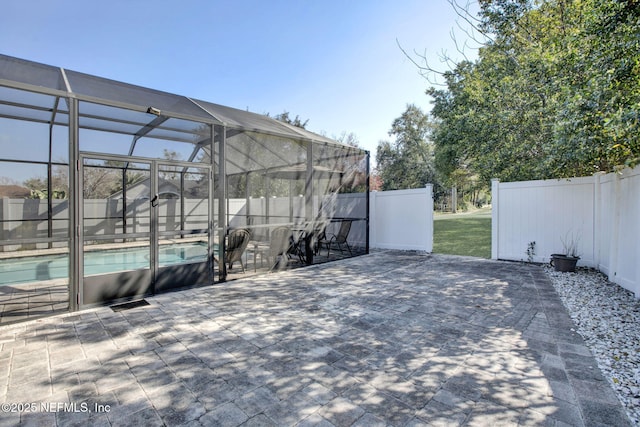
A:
[428,0,640,183]
[270,111,309,129]
[376,104,437,190]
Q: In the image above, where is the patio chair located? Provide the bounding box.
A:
[313,223,328,256]
[267,226,293,271]
[318,220,353,257]
[289,228,309,264]
[226,228,251,273]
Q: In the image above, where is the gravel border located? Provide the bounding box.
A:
[545,266,640,426]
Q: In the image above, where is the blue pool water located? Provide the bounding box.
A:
[0,242,211,286]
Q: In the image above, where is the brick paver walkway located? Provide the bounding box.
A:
[0,252,630,426]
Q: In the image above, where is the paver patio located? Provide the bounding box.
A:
[0,252,630,426]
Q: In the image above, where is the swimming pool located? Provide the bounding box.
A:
[0,242,211,286]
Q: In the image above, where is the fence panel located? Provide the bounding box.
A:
[370,186,433,251]
[332,193,367,248]
[595,173,616,275]
[225,194,368,248]
[492,166,640,297]
[492,177,595,265]
[611,169,640,294]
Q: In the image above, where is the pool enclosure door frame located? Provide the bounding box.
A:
[78,153,214,307]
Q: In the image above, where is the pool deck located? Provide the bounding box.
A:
[0,246,358,325]
[0,251,631,426]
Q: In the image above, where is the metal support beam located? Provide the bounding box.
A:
[180,171,185,237]
[68,97,80,312]
[208,125,216,285]
[218,127,227,281]
[128,115,169,157]
[365,150,370,254]
[305,141,314,264]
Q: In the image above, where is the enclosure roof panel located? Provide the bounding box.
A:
[276,120,338,145]
[64,69,215,122]
[193,98,315,141]
[0,54,67,92]
[0,54,357,150]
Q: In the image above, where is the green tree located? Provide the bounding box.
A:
[552,0,640,172]
[376,104,437,190]
[427,0,640,183]
[24,166,69,200]
[270,111,309,129]
[335,131,361,148]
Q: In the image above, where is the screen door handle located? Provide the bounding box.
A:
[151,194,159,207]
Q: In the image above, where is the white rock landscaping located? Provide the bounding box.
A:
[546,267,640,426]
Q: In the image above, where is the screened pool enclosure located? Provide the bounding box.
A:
[0,54,369,323]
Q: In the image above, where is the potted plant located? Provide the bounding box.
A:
[550,232,580,272]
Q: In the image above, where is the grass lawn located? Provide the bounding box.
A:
[433,209,492,259]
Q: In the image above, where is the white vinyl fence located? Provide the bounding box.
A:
[2,187,435,254]
[229,188,435,252]
[227,194,368,247]
[492,166,640,297]
[370,185,433,252]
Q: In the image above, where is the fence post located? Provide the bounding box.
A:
[593,172,603,269]
[609,172,622,281]
[491,179,500,260]
[369,190,377,249]
[426,184,433,253]
[0,198,6,252]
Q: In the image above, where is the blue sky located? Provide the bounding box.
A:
[1,0,478,163]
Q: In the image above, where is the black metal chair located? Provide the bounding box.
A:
[318,220,353,257]
[313,223,328,256]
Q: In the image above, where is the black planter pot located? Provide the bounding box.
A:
[550,254,580,272]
